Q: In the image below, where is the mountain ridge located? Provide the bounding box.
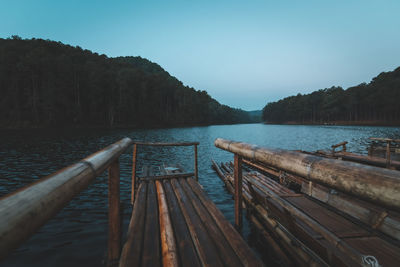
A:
[0,36,255,129]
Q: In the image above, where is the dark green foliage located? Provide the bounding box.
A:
[262,68,400,124]
[0,37,253,128]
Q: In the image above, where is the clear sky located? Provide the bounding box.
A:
[1,0,400,110]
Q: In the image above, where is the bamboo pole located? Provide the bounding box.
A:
[212,161,327,266]
[156,181,178,267]
[0,137,133,260]
[133,141,199,146]
[386,141,391,168]
[140,173,195,181]
[131,144,137,204]
[108,159,121,266]
[234,154,243,230]
[194,144,198,181]
[214,138,400,210]
[249,183,372,266]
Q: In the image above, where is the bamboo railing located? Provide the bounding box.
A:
[0,137,133,263]
[214,138,400,228]
[0,138,199,265]
[130,141,199,203]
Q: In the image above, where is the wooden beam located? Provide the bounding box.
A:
[131,144,137,204]
[133,141,199,146]
[234,154,243,230]
[156,181,178,267]
[108,159,121,266]
[139,173,194,181]
[194,144,198,181]
[215,138,400,210]
[386,141,391,168]
[370,137,400,143]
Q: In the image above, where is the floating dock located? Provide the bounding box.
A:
[0,138,264,267]
[213,138,400,267]
[120,164,262,267]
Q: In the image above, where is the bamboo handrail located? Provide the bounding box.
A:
[214,138,400,210]
[131,142,199,204]
[133,141,199,146]
[0,137,133,261]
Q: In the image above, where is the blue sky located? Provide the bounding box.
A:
[1,0,400,110]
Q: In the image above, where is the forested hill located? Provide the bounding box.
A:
[262,67,400,125]
[0,37,253,128]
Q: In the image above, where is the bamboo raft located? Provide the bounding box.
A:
[0,138,263,267]
[314,138,400,170]
[213,138,400,267]
[120,163,262,267]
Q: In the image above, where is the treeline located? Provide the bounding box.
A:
[263,67,400,124]
[0,36,253,128]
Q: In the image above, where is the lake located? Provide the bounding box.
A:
[1,123,399,266]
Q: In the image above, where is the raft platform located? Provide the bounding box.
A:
[120,164,262,267]
[213,138,400,267]
[0,138,263,267]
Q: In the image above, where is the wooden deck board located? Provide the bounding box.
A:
[141,181,161,267]
[120,165,263,267]
[214,160,400,267]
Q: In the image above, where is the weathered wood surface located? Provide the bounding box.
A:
[213,159,400,267]
[108,160,121,266]
[119,165,263,267]
[212,161,327,266]
[0,137,133,260]
[316,149,400,170]
[214,138,400,210]
[370,137,400,143]
[133,141,199,146]
[244,159,400,241]
[131,144,138,204]
[139,173,195,181]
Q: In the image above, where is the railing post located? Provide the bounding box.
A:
[234,154,243,230]
[131,144,137,204]
[194,144,198,181]
[108,159,121,266]
[386,141,391,168]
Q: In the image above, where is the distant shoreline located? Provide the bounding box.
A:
[0,121,262,131]
[264,120,400,127]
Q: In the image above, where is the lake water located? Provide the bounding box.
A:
[1,123,399,266]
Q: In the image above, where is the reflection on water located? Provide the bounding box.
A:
[0,124,399,266]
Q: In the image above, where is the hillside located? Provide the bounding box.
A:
[262,67,400,125]
[0,36,253,128]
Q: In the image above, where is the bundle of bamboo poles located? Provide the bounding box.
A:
[212,160,400,267]
[243,159,400,242]
[212,160,329,266]
[214,138,400,211]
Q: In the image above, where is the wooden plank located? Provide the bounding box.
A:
[141,181,161,267]
[345,236,400,267]
[234,154,243,229]
[163,180,201,267]
[194,144,198,181]
[107,160,121,266]
[134,142,199,146]
[155,181,178,267]
[119,182,148,267]
[131,144,137,204]
[170,178,225,266]
[286,196,368,238]
[250,182,366,265]
[139,173,194,181]
[249,215,293,266]
[186,178,264,267]
[180,179,243,267]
